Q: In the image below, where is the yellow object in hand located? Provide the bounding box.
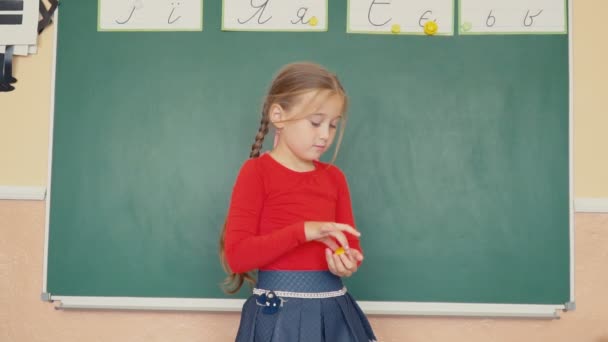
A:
[424,21,438,35]
[334,247,346,255]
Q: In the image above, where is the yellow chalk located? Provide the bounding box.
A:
[391,24,401,34]
[309,17,318,27]
[334,247,346,255]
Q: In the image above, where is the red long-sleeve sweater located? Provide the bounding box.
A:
[224,153,361,273]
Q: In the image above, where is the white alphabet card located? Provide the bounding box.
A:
[459,0,567,34]
[98,0,203,31]
[348,0,453,35]
[0,0,39,45]
[222,0,328,32]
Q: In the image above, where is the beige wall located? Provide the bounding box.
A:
[0,27,52,187]
[573,0,608,198]
[1,1,607,341]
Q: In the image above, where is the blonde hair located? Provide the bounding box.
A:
[219,62,349,294]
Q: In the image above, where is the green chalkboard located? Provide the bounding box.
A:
[47,0,570,306]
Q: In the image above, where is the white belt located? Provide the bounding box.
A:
[253,286,348,299]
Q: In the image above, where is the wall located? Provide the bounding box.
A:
[2,204,607,341]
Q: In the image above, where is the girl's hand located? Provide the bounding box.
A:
[325,248,363,278]
[304,222,360,250]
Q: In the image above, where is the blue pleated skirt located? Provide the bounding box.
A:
[235,271,376,342]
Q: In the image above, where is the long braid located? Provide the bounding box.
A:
[220,108,271,294]
[249,109,271,158]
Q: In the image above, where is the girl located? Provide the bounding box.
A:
[220,62,377,342]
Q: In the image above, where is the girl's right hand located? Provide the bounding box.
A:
[304,222,361,251]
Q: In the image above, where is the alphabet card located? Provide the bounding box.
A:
[459,0,567,34]
[99,0,203,31]
[222,0,327,32]
[347,0,453,35]
[0,0,39,45]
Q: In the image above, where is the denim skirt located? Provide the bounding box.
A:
[235,271,376,342]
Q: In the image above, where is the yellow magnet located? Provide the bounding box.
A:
[461,22,472,32]
[309,16,318,27]
[391,24,401,34]
[424,21,438,36]
[334,247,346,255]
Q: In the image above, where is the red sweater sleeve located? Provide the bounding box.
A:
[333,168,363,256]
[224,159,307,273]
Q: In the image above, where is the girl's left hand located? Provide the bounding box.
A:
[325,248,364,278]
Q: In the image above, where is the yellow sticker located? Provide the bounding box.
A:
[391,24,401,34]
[334,247,345,255]
[309,17,318,27]
[424,21,438,35]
